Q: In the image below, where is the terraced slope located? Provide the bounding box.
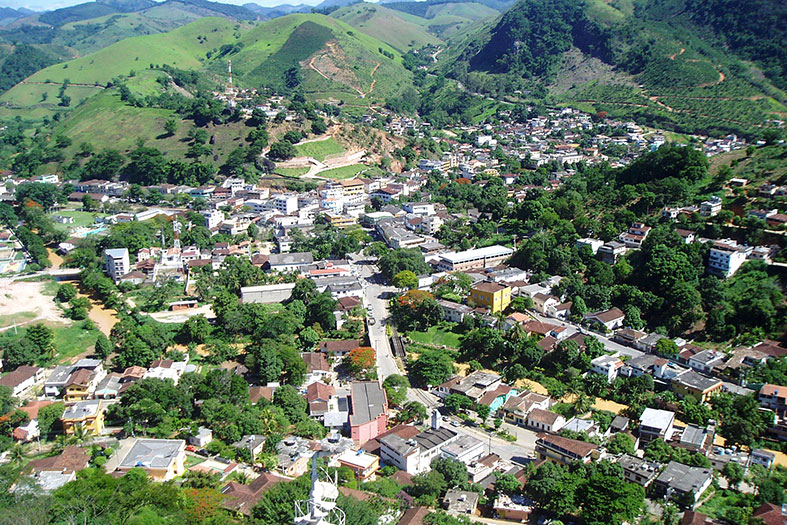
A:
[330,3,442,51]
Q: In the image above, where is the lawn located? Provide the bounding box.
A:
[407,324,463,349]
[697,489,756,520]
[185,455,206,468]
[53,323,102,364]
[275,167,309,178]
[318,164,368,180]
[0,311,37,329]
[295,137,345,161]
[49,210,106,231]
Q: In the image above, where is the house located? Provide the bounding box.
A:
[562,417,598,437]
[449,371,502,403]
[0,366,46,397]
[598,241,627,264]
[612,327,647,348]
[619,454,661,487]
[442,489,479,516]
[349,381,388,444]
[111,438,186,481]
[104,248,130,282]
[221,471,287,516]
[189,427,213,448]
[672,371,723,403]
[318,339,360,357]
[639,408,676,443]
[379,416,457,474]
[750,449,775,470]
[620,354,661,378]
[584,307,625,331]
[526,408,566,433]
[233,435,267,459]
[436,299,473,323]
[535,433,599,465]
[440,434,485,464]
[13,400,54,442]
[532,293,560,315]
[26,446,90,492]
[144,358,188,385]
[493,493,535,522]
[336,448,380,483]
[752,502,787,525]
[759,384,787,418]
[688,350,725,374]
[700,196,722,217]
[500,392,552,427]
[63,368,96,402]
[61,400,104,436]
[653,461,713,507]
[306,381,336,419]
[436,245,513,272]
[468,282,511,314]
[398,506,431,525]
[267,252,314,273]
[708,240,751,278]
[677,424,715,454]
[590,355,623,383]
[619,223,651,249]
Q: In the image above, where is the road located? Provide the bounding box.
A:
[530,311,644,359]
[348,255,400,380]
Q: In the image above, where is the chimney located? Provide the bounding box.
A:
[431,409,440,430]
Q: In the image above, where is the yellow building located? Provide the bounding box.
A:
[469,282,511,313]
[114,438,186,481]
[672,371,723,403]
[340,179,365,197]
[61,400,104,436]
[63,369,93,403]
[326,213,357,228]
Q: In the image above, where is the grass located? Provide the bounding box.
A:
[275,167,309,177]
[318,164,368,179]
[295,137,345,161]
[697,489,755,520]
[185,455,206,468]
[49,210,106,231]
[331,4,443,51]
[0,312,38,329]
[407,324,463,348]
[53,323,102,363]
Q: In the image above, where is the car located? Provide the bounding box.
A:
[442,416,450,422]
[368,318,376,325]
[450,420,460,427]
[196,448,210,457]
[186,445,197,452]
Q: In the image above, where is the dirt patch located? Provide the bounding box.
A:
[0,278,68,329]
[591,398,628,414]
[306,41,363,97]
[47,249,63,270]
[549,47,636,95]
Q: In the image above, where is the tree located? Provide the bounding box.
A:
[644,439,674,462]
[431,457,468,488]
[345,347,376,377]
[397,401,427,424]
[411,350,454,387]
[4,338,42,369]
[445,394,472,413]
[476,404,491,422]
[722,462,744,490]
[268,141,296,161]
[37,402,65,438]
[606,433,635,455]
[178,314,212,344]
[580,473,645,525]
[494,473,521,494]
[379,249,430,280]
[393,270,419,290]
[94,333,112,360]
[383,375,409,406]
[56,283,77,303]
[273,385,307,424]
[164,119,177,136]
[654,338,679,357]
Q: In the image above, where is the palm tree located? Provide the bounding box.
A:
[69,425,90,446]
[234,472,250,485]
[8,444,24,465]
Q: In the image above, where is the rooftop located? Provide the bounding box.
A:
[438,245,513,264]
[656,461,713,494]
[349,381,387,427]
[640,408,675,431]
[119,439,184,469]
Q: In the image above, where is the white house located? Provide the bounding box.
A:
[590,355,623,383]
[708,240,751,278]
[104,248,129,282]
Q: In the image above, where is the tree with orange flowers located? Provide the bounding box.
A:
[345,346,376,377]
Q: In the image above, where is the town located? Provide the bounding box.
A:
[0,94,785,525]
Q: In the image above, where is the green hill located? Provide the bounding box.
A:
[382,1,499,38]
[330,3,442,51]
[445,0,787,137]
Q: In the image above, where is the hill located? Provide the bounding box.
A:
[330,3,442,51]
[445,0,787,137]
[38,0,156,26]
[242,3,311,19]
[383,0,500,38]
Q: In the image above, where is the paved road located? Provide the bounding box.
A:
[349,256,400,380]
[530,311,645,359]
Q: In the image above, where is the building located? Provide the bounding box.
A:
[336,449,380,483]
[379,416,457,474]
[221,471,288,516]
[440,434,485,464]
[113,438,186,481]
[349,381,388,444]
[436,299,474,323]
[61,400,103,436]
[526,408,566,433]
[619,454,661,487]
[233,435,266,459]
[273,194,298,215]
[442,489,479,516]
[26,446,90,493]
[759,384,787,418]
[700,196,722,217]
[590,355,623,383]
[639,408,676,444]
[493,493,534,522]
[653,461,713,507]
[584,307,625,331]
[468,282,511,313]
[688,350,726,374]
[672,371,723,403]
[708,240,751,278]
[201,209,224,229]
[189,427,213,448]
[598,240,627,264]
[267,252,314,273]
[449,371,502,403]
[500,392,552,427]
[535,433,599,465]
[104,248,129,282]
[0,366,45,397]
[436,245,513,272]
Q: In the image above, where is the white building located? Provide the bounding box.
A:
[590,355,623,383]
[436,245,514,272]
[708,240,751,278]
[201,209,224,229]
[273,194,298,215]
[104,248,129,282]
[639,408,676,444]
[700,196,723,217]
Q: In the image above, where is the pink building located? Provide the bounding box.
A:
[349,381,388,444]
